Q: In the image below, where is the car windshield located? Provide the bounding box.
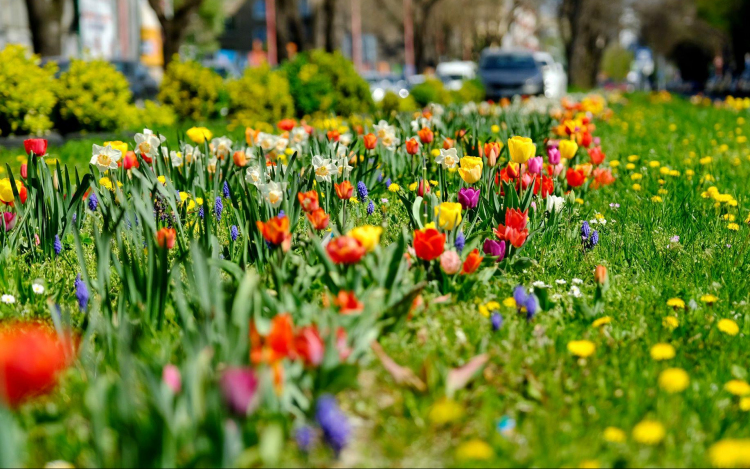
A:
[481,54,537,71]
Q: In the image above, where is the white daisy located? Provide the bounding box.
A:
[90,144,121,171]
[568,286,582,298]
[555,279,567,285]
[32,284,45,295]
[572,278,583,285]
[1,294,16,304]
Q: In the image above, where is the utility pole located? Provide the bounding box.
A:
[266,0,277,66]
[403,0,415,76]
[351,0,362,71]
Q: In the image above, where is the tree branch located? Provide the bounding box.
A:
[146,0,168,27]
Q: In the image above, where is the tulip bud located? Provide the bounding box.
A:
[594,265,607,284]
[162,364,182,394]
[416,179,430,197]
[20,163,27,179]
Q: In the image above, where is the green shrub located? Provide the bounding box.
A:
[409,78,451,107]
[379,91,418,116]
[602,45,634,82]
[452,78,485,103]
[0,45,58,136]
[226,65,294,128]
[55,59,133,133]
[158,57,224,121]
[283,50,373,116]
[129,101,178,130]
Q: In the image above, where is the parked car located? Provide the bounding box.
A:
[40,57,159,101]
[478,49,544,100]
[363,72,410,101]
[436,61,477,91]
[533,52,567,99]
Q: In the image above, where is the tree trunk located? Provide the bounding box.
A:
[24,0,65,56]
[323,0,337,52]
[147,0,205,69]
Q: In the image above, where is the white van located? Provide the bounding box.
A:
[533,52,567,99]
[436,61,477,91]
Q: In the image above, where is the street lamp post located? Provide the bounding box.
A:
[266,0,277,66]
[404,0,415,76]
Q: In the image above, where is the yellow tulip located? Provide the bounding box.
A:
[186,127,213,144]
[434,202,462,230]
[347,225,383,253]
[0,178,20,203]
[507,136,535,164]
[103,140,128,154]
[559,139,579,159]
[458,156,483,184]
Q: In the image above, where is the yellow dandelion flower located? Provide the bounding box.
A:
[700,294,718,304]
[408,182,418,191]
[575,198,584,205]
[430,148,441,158]
[428,398,464,425]
[718,319,740,336]
[632,420,665,445]
[626,163,636,170]
[649,161,661,168]
[491,124,500,133]
[579,461,600,469]
[627,155,639,162]
[658,368,690,393]
[700,156,713,165]
[485,301,500,311]
[667,298,685,309]
[455,439,494,461]
[478,305,490,317]
[728,223,740,231]
[610,160,620,167]
[651,196,663,203]
[708,439,750,468]
[503,297,516,308]
[567,340,596,358]
[388,183,401,192]
[724,380,750,396]
[740,397,750,411]
[663,316,679,330]
[632,183,642,191]
[631,173,643,181]
[603,426,626,443]
[592,316,612,328]
[650,343,676,361]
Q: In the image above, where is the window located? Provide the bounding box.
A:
[252,0,266,20]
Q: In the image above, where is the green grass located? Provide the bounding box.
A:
[2,94,750,468]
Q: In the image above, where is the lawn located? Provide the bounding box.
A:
[0,92,749,468]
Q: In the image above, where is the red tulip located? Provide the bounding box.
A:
[334,181,354,200]
[418,127,434,144]
[333,290,364,315]
[566,167,586,188]
[293,325,325,366]
[0,323,74,408]
[23,138,47,157]
[405,138,420,155]
[256,216,292,251]
[413,228,446,261]
[277,119,296,132]
[20,163,27,179]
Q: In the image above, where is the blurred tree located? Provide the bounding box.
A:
[695,0,750,70]
[601,44,633,81]
[23,0,70,56]
[559,0,623,88]
[147,0,212,68]
[183,0,227,56]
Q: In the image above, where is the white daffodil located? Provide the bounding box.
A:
[260,181,286,208]
[410,117,430,132]
[1,294,16,304]
[245,167,262,186]
[339,133,353,147]
[373,120,395,139]
[436,148,459,169]
[256,132,277,152]
[335,156,353,178]
[291,126,309,144]
[312,155,336,183]
[90,144,121,171]
[32,284,45,295]
[206,156,217,174]
[134,130,163,160]
[380,132,399,150]
[274,137,289,153]
[211,136,233,160]
[182,144,202,164]
[170,151,184,168]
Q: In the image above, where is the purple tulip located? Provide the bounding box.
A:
[482,239,506,261]
[220,367,259,416]
[528,156,543,175]
[457,187,480,210]
[547,146,561,165]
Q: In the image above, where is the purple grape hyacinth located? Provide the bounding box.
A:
[53,235,62,256]
[74,274,89,311]
[315,395,350,454]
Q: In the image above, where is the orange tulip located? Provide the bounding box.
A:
[594,265,607,284]
[256,215,292,251]
[443,137,454,150]
[327,129,340,141]
[363,133,378,150]
[277,119,296,131]
[460,248,483,274]
[306,208,330,230]
[233,150,248,167]
[418,127,434,144]
[297,190,319,212]
[334,181,354,200]
[156,227,177,249]
[405,138,420,155]
[326,235,366,264]
[245,127,260,146]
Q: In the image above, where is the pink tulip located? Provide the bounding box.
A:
[3,212,17,232]
[528,156,543,175]
[162,364,182,394]
[440,250,462,274]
